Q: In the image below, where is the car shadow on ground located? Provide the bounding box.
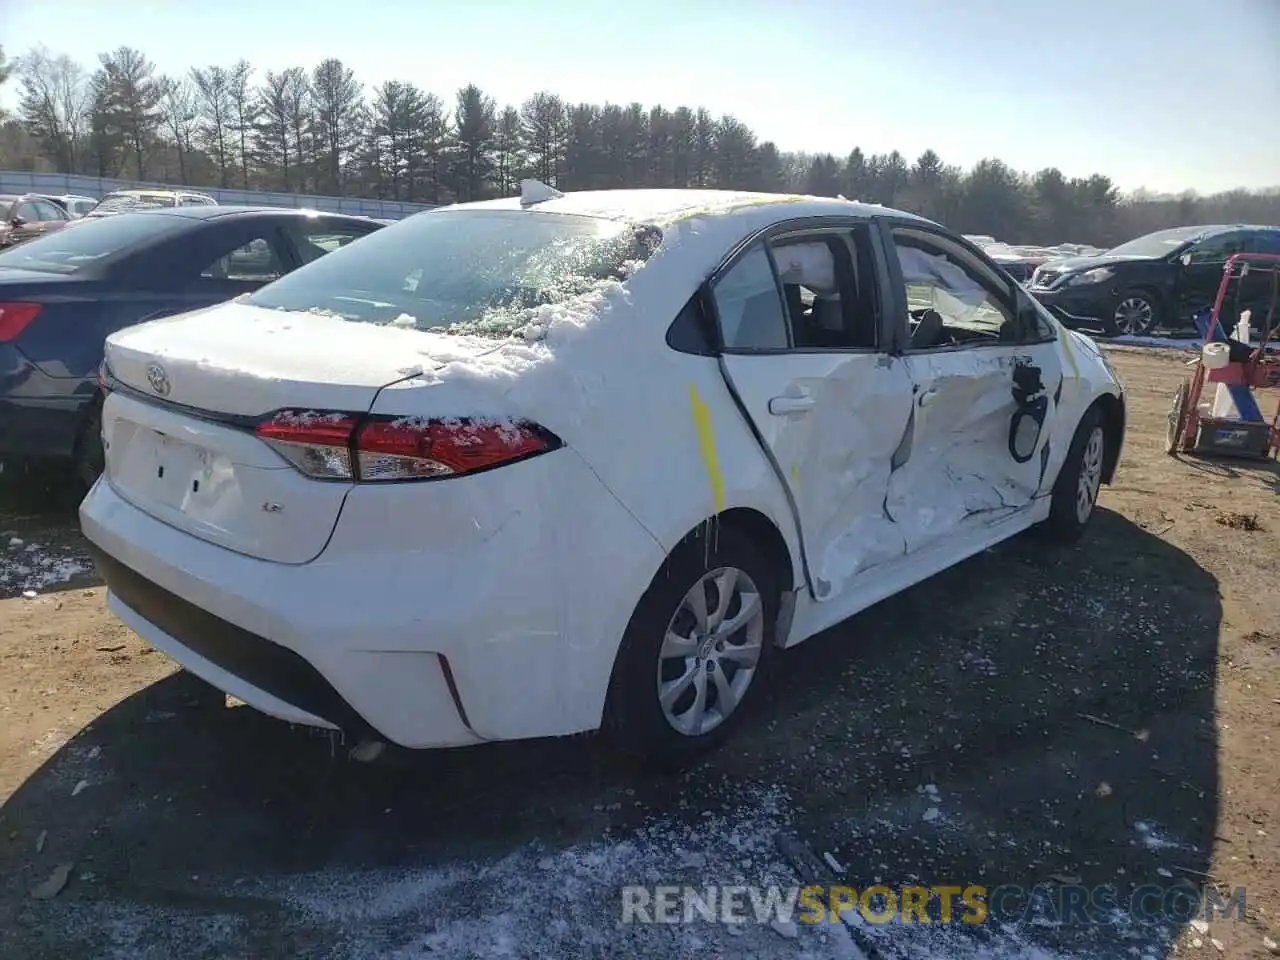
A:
[0,509,1220,959]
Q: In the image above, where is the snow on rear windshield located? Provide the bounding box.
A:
[94,193,178,212]
[247,209,662,337]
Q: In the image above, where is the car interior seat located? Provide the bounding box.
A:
[911,308,945,348]
[810,296,845,346]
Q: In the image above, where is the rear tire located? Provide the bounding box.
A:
[71,401,105,494]
[1165,379,1191,456]
[1040,407,1106,544]
[602,525,779,770]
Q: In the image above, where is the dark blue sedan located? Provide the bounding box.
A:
[0,206,384,487]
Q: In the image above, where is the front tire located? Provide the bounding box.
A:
[1041,407,1106,544]
[1107,289,1161,337]
[603,525,778,769]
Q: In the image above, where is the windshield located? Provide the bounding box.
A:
[1104,227,1203,259]
[92,192,178,214]
[247,209,662,337]
[0,212,188,274]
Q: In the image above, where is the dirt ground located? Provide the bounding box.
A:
[0,347,1277,959]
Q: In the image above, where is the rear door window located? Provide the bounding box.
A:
[1246,231,1280,256]
[33,200,67,221]
[282,221,377,265]
[202,235,289,283]
[711,245,790,350]
[1186,231,1249,265]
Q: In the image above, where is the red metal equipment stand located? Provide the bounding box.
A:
[1166,253,1280,460]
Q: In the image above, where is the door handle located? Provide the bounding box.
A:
[768,393,815,416]
[918,388,940,408]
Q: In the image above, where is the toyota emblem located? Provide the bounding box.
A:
[146,362,171,397]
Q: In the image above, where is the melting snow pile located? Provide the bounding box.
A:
[0,535,89,596]
[48,782,1111,960]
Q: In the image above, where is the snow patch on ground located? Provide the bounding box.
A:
[45,783,1103,959]
[1133,820,1194,853]
[0,534,89,596]
[1099,335,1200,351]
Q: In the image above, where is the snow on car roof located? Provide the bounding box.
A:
[451,188,917,228]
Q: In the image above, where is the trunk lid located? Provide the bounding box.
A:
[103,300,472,415]
[101,300,505,564]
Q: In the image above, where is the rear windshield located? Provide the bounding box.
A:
[247,209,662,337]
[0,212,187,274]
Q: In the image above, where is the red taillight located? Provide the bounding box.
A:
[254,411,557,482]
[0,302,41,342]
[355,417,555,480]
[255,412,360,480]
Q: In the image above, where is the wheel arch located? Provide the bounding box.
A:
[661,507,798,594]
[714,506,796,594]
[1091,391,1125,483]
[1129,283,1170,322]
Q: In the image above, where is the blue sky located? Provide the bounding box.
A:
[3,0,1278,195]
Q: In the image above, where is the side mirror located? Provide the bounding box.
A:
[10,215,26,228]
[1180,253,1192,267]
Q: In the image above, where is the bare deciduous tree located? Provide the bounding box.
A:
[16,47,89,173]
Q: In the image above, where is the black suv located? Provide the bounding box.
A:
[1028,224,1280,336]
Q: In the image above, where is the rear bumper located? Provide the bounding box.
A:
[90,543,360,733]
[79,448,665,749]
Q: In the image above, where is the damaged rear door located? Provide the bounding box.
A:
[709,219,913,601]
[878,219,1064,555]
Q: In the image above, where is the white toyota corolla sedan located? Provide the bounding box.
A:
[80,183,1125,767]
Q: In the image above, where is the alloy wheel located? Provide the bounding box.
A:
[1113,297,1155,336]
[1076,425,1105,523]
[656,566,765,737]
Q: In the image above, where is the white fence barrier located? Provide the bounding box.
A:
[0,170,436,219]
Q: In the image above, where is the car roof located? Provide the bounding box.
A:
[1158,224,1280,241]
[107,187,209,196]
[110,205,379,222]
[447,187,924,227]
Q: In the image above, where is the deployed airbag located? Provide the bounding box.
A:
[773,242,838,296]
[897,245,987,307]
